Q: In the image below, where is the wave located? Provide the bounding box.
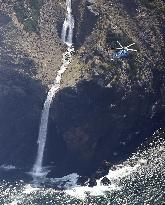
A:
[0,164,16,171]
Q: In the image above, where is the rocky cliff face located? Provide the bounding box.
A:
[0,0,66,168]
[0,0,164,176]
[50,0,165,175]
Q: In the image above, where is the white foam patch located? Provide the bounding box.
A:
[8,200,19,205]
[49,173,79,189]
[22,184,40,195]
[0,164,16,170]
[65,164,140,200]
[66,183,118,200]
[105,164,140,180]
[0,134,164,204]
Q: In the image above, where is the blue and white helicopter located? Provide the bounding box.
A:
[112,41,137,59]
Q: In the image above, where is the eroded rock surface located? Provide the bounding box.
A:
[0,0,164,176]
[49,0,165,175]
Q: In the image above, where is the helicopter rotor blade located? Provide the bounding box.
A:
[117,41,123,48]
[127,48,137,52]
[126,43,136,48]
[116,47,123,50]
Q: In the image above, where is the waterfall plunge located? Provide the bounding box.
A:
[31,0,74,180]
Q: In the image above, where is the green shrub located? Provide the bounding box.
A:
[14,0,44,33]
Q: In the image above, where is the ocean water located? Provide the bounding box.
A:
[0,130,164,205]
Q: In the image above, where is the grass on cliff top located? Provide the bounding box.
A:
[14,0,44,33]
[139,0,165,13]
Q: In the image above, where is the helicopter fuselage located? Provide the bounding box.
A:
[113,49,129,58]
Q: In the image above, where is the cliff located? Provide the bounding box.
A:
[0,0,164,176]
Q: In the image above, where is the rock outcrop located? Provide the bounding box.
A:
[0,0,66,169]
[49,0,165,175]
[0,0,164,176]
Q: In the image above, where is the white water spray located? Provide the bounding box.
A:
[31,0,74,179]
[61,0,74,46]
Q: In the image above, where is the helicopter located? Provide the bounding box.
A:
[112,41,137,59]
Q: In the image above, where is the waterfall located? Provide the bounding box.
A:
[31,0,74,180]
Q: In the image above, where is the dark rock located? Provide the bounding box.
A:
[77,176,88,186]
[93,170,106,180]
[0,12,11,26]
[101,177,111,186]
[88,177,97,187]
[50,79,165,176]
[72,0,99,48]
[101,160,112,171]
[0,67,46,169]
[91,160,111,180]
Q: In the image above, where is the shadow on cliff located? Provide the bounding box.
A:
[46,79,165,177]
[0,67,46,171]
[72,0,98,49]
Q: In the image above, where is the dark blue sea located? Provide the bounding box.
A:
[0,131,164,205]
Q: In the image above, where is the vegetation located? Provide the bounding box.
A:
[14,0,44,33]
[139,0,165,14]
